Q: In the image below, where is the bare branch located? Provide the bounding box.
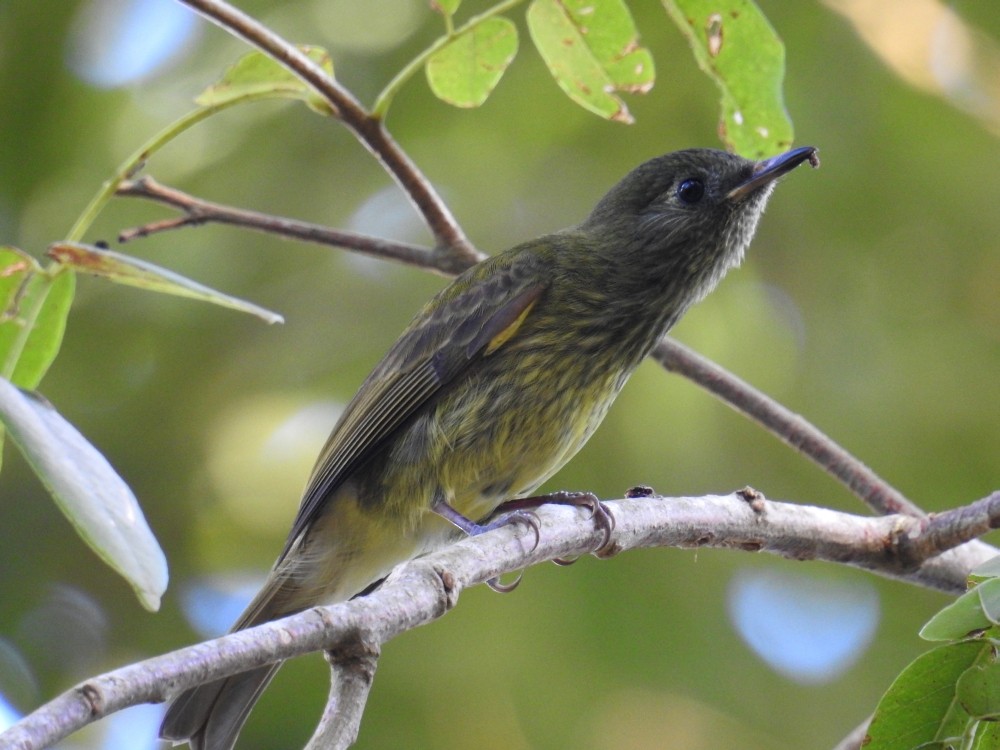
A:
[652,338,922,517]
[3,491,996,750]
[116,177,457,275]
[901,490,1000,564]
[175,0,481,266]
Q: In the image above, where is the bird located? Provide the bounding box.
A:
[160,145,818,750]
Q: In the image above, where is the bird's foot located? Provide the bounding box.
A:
[495,490,615,562]
[432,496,538,594]
[432,496,541,549]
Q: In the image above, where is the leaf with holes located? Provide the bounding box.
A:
[662,0,793,157]
[528,0,654,123]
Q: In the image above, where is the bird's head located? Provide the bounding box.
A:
[581,146,818,304]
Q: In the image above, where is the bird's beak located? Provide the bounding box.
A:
[727,146,819,201]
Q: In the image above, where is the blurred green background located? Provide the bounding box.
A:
[1,1,998,748]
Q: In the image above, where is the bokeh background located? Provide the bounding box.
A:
[1,1,998,748]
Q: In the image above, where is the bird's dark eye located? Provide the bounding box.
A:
[676,178,705,204]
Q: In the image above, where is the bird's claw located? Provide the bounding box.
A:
[486,571,524,593]
[495,490,616,558]
[500,509,541,550]
[542,491,616,554]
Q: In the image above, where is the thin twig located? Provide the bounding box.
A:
[2,491,997,750]
[117,177,456,275]
[652,337,922,517]
[175,0,480,267]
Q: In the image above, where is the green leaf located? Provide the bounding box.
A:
[0,246,75,389]
[528,0,655,123]
[921,578,1000,641]
[972,554,1000,579]
[865,640,988,750]
[0,379,168,611]
[661,0,794,158]
[426,17,519,108]
[431,0,461,16]
[195,46,335,115]
[970,720,1000,749]
[48,242,283,325]
[958,663,1000,720]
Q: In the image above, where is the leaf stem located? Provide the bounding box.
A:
[371,0,528,120]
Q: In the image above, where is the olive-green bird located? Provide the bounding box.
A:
[160,146,817,749]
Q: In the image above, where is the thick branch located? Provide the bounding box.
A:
[175,0,481,267]
[902,491,1000,563]
[3,490,997,750]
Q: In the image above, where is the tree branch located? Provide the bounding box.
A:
[652,338,922,517]
[901,490,1000,564]
[116,177,456,275]
[3,490,996,750]
[175,0,481,268]
[305,640,380,750]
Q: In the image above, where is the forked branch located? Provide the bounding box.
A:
[176,0,480,268]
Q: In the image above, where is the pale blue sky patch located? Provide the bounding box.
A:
[0,693,20,733]
[179,575,261,638]
[66,0,199,88]
[727,568,880,683]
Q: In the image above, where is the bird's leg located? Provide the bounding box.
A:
[431,494,540,593]
[432,495,541,544]
[494,491,615,560]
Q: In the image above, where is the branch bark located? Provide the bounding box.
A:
[3,490,997,750]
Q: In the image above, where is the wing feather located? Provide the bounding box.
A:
[276,250,549,561]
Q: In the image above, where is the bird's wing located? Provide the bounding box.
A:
[277,250,549,562]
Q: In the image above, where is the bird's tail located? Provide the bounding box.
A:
[159,570,306,750]
[159,493,415,748]
[159,663,280,750]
